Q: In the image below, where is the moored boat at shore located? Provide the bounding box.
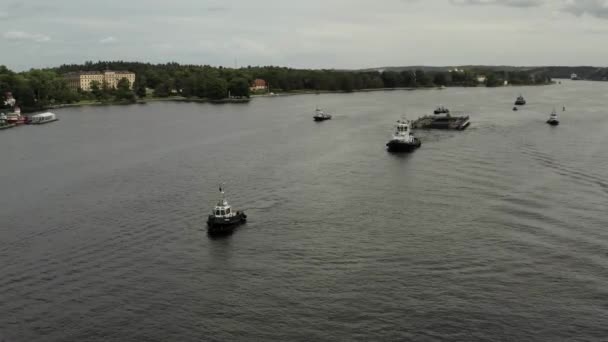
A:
[514,95,526,106]
[27,112,58,125]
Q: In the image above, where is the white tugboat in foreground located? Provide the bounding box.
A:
[386,119,421,152]
[313,108,332,121]
[207,184,247,235]
[547,108,559,126]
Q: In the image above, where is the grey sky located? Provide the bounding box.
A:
[1,0,608,70]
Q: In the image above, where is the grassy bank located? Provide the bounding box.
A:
[22,96,252,113]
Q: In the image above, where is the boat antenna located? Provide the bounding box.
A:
[219,182,225,203]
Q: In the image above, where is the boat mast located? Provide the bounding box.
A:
[219,183,226,204]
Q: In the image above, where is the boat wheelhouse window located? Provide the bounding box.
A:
[226,208,231,214]
[215,209,220,215]
[220,210,225,216]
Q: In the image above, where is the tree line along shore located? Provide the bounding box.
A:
[1,62,555,113]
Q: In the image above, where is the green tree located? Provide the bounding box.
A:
[134,76,147,98]
[153,82,171,97]
[485,73,501,87]
[116,77,135,101]
[381,71,401,88]
[100,81,112,100]
[433,73,448,87]
[228,77,250,98]
[90,80,102,100]
[414,69,433,87]
[339,73,355,92]
[400,71,416,87]
[206,77,228,100]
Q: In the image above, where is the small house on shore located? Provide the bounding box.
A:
[250,79,268,91]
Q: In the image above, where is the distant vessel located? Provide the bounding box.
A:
[547,108,559,126]
[27,112,58,125]
[513,107,518,111]
[207,185,247,235]
[434,105,450,114]
[514,95,526,106]
[386,119,421,152]
[571,73,580,80]
[313,108,332,121]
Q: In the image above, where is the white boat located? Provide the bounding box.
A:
[386,119,421,152]
[571,73,579,80]
[313,108,332,121]
[547,108,559,126]
[28,112,58,125]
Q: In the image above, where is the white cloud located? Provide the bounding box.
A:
[450,0,545,7]
[3,0,608,70]
[563,0,608,19]
[3,30,50,42]
[99,36,117,44]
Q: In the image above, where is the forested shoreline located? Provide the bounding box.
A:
[1,62,554,112]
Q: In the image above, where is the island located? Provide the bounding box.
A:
[0,62,557,113]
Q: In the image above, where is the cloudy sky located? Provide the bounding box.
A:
[1,0,608,70]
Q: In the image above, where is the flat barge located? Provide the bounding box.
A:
[412,112,470,130]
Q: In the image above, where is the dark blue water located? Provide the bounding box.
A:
[1,80,607,341]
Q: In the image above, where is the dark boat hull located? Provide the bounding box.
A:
[313,117,331,121]
[386,139,421,152]
[514,101,526,105]
[207,212,247,235]
[547,120,559,126]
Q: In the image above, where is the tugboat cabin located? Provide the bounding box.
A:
[396,120,412,135]
[214,199,233,218]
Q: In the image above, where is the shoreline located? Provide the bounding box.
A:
[21,83,553,113]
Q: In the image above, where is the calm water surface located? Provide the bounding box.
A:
[1,81,608,341]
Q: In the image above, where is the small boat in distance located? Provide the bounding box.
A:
[434,105,450,115]
[571,73,580,80]
[514,95,526,106]
[547,108,559,126]
[313,108,332,121]
[386,119,421,152]
[513,107,518,111]
[207,184,247,235]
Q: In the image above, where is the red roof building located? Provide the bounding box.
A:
[250,79,268,91]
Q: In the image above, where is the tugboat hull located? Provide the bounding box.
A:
[207,212,247,235]
[547,120,559,126]
[313,116,331,121]
[386,139,421,152]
